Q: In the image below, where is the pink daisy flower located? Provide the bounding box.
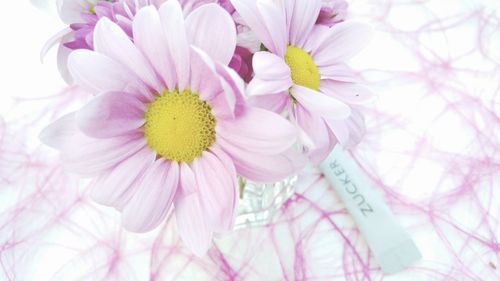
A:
[41,1,304,256]
[43,0,154,82]
[231,0,373,163]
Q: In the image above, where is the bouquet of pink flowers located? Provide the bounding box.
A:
[40,0,372,256]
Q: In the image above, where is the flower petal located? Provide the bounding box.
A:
[189,47,224,101]
[324,108,366,148]
[68,49,149,98]
[41,27,71,62]
[63,134,146,177]
[192,150,237,233]
[219,137,306,183]
[287,0,322,48]
[41,113,146,177]
[133,5,177,90]
[218,107,298,155]
[57,0,93,23]
[39,112,78,149]
[75,91,145,138]
[93,18,162,91]
[57,38,74,84]
[312,21,373,66]
[252,51,291,81]
[185,4,236,65]
[159,0,190,90]
[122,160,179,232]
[191,47,246,119]
[230,0,286,56]
[249,92,289,113]
[256,0,287,56]
[175,192,213,257]
[320,80,375,104]
[290,103,334,164]
[178,162,197,196]
[90,147,156,208]
[319,63,358,82]
[212,63,247,118]
[292,85,351,120]
[247,78,292,97]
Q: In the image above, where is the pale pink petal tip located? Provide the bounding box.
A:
[122,160,179,233]
[175,193,214,257]
[39,113,77,149]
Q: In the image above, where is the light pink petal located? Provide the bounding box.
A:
[75,91,145,138]
[217,107,297,155]
[230,0,286,56]
[68,49,150,98]
[212,63,247,119]
[57,0,93,23]
[312,22,373,66]
[219,138,306,183]
[287,0,322,48]
[191,47,245,119]
[90,147,156,208]
[122,160,179,232]
[319,63,358,82]
[290,103,334,164]
[247,78,292,97]
[93,18,162,91]
[323,118,349,147]
[252,51,291,80]
[302,25,330,53]
[292,85,351,120]
[247,52,291,99]
[41,27,71,61]
[324,108,366,148]
[63,134,146,177]
[133,5,177,90]
[189,48,223,101]
[159,0,190,90]
[256,0,287,56]
[57,40,73,84]
[320,80,375,104]
[39,112,78,149]
[185,4,236,65]
[174,192,213,257]
[249,92,289,113]
[40,113,146,177]
[178,162,197,196]
[192,150,237,233]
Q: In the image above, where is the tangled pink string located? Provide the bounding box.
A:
[0,0,499,280]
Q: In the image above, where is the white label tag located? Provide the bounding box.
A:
[319,145,422,274]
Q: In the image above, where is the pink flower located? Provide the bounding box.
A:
[231,0,373,163]
[40,1,304,256]
[43,0,154,82]
[61,0,145,50]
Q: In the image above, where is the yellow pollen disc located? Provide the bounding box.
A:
[284,45,321,90]
[144,89,216,163]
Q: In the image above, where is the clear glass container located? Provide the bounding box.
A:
[234,176,297,229]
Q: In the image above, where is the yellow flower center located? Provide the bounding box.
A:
[144,89,216,163]
[284,46,321,90]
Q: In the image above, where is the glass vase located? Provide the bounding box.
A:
[234,176,297,229]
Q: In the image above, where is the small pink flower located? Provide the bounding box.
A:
[41,1,304,256]
[231,0,373,163]
[43,0,152,82]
